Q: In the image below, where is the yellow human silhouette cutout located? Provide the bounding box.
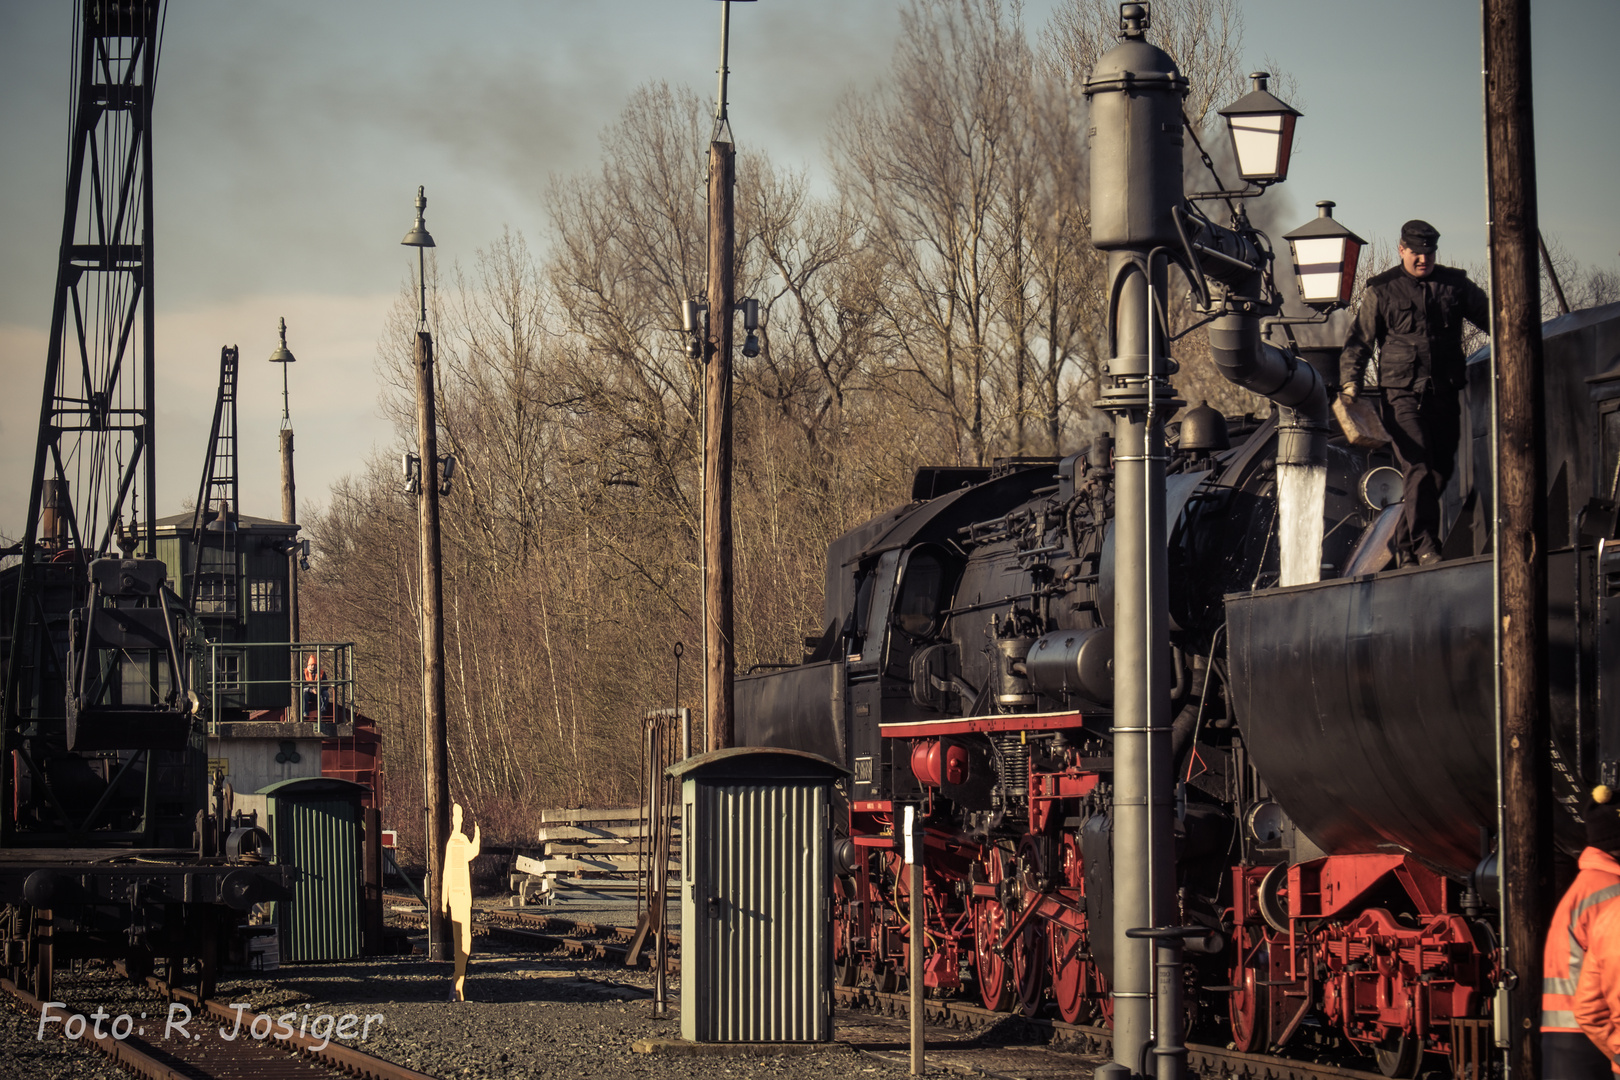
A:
[442,802,480,1001]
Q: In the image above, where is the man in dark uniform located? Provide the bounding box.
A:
[1339,220,1490,565]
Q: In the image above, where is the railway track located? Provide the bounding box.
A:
[394,907,683,974]
[835,986,1401,1080]
[5,969,440,1080]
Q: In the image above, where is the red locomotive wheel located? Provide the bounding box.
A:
[973,847,1014,1011]
[832,900,859,988]
[1009,905,1050,1016]
[974,896,1013,1011]
[1374,1031,1421,1079]
[1050,922,1086,1022]
[1049,835,1087,1023]
[1011,835,1051,1016]
[1090,962,1114,1024]
[1228,927,1268,1053]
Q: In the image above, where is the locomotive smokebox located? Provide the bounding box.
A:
[1083,4,1188,250]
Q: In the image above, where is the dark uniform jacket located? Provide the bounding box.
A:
[1339,264,1490,392]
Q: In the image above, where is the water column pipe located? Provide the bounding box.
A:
[1206,312,1329,468]
[1189,221,1330,468]
[1185,213,1330,585]
[1082,7,1186,1079]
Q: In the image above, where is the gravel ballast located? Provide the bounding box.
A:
[0,930,936,1080]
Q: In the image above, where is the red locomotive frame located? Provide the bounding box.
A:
[830,711,1496,1077]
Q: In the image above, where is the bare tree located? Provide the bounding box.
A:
[1042,0,1264,128]
[832,0,1036,465]
[740,156,885,451]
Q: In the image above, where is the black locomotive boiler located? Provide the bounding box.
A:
[738,302,1620,1075]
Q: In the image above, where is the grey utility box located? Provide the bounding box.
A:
[671,748,846,1043]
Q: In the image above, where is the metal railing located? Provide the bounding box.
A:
[203,640,355,730]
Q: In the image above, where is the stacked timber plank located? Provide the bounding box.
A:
[508,807,680,906]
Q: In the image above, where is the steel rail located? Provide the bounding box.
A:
[395,908,684,973]
[147,974,440,1080]
[835,986,1398,1080]
[4,976,199,1080]
[18,963,445,1080]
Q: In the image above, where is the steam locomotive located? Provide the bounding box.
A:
[739,302,1620,1075]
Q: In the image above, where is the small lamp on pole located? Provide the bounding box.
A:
[1283,201,1366,309]
[1218,72,1302,185]
[400,186,435,325]
[268,317,297,428]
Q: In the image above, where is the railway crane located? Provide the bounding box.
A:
[0,0,292,1000]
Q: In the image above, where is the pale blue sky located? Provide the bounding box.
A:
[1,0,1616,535]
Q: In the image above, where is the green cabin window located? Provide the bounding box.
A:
[250,578,284,613]
[194,544,238,615]
[214,651,243,694]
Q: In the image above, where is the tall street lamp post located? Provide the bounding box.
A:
[698,0,756,753]
[401,186,452,963]
[267,319,300,642]
[1085,7,1352,1079]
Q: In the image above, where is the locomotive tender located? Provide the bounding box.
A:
[738,5,1620,1076]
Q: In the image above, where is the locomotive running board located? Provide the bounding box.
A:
[879,710,1087,738]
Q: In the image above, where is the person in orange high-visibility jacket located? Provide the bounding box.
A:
[1578,896,1620,1073]
[1552,786,1620,1079]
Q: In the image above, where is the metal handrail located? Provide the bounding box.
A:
[203,640,356,730]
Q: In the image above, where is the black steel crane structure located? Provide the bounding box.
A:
[0,0,191,854]
[1,0,194,846]
[0,3,294,1004]
[188,345,241,600]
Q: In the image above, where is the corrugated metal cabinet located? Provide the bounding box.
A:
[671,748,845,1043]
[257,776,367,961]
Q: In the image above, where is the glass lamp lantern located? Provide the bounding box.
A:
[1218,72,1302,184]
[1283,201,1366,308]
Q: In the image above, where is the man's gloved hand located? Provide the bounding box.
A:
[1342,383,1359,400]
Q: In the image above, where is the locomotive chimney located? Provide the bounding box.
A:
[1083,6,1186,1079]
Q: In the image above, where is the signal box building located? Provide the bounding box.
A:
[152,511,381,809]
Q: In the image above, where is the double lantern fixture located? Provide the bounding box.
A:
[402,452,456,497]
[681,297,761,361]
[1216,72,1364,310]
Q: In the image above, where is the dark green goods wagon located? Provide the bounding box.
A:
[259,777,366,961]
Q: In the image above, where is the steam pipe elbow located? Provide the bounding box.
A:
[1206,313,1329,467]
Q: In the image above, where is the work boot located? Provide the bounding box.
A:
[1417,550,1442,567]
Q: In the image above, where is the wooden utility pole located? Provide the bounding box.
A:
[415,328,452,962]
[704,139,736,753]
[1484,2,1550,1077]
[280,427,299,642]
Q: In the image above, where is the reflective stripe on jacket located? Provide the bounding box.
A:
[1546,847,1620,1032]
